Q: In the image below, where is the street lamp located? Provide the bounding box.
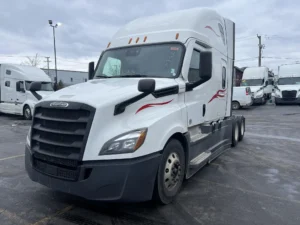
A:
[48,20,62,90]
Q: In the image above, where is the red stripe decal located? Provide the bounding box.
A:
[208,90,226,103]
[205,26,220,37]
[136,99,173,114]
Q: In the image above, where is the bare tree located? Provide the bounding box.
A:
[21,53,42,67]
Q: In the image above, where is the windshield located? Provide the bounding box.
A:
[94,43,184,78]
[240,79,263,86]
[277,77,300,85]
[25,81,54,91]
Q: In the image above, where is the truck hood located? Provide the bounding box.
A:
[277,85,300,91]
[36,91,54,98]
[42,78,179,107]
[248,86,263,92]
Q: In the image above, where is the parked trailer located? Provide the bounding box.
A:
[25,8,246,204]
[0,64,54,119]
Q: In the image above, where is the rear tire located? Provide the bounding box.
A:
[231,120,239,147]
[232,101,240,110]
[238,117,245,141]
[23,105,32,120]
[153,139,185,205]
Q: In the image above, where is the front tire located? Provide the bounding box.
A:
[153,139,185,205]
[23,105,32,120]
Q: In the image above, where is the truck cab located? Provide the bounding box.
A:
[274,64,300,105]
[240,67,270,104]
[0,64,54,119]
[25,8,245,204]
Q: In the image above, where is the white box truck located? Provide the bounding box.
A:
[25,8,246,204]
[240,66,272,104]
[0,64,54,119]
[274,63,300,105]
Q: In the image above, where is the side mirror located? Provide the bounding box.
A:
[271,80,274,85]
[88,61,95,80]
[138,79,156,94]
[29,82,41,92]
[200,52,212,81]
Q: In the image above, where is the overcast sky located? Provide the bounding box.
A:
[1,0,300,73]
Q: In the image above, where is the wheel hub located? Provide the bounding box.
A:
[164,153,181,191]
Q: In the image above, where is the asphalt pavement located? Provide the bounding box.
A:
[1,104,300,225]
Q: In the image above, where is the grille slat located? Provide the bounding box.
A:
[282,90,297,98]
[33,124,86,135]
[31,101,95,181]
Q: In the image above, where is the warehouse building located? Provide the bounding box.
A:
[42,69,88,87]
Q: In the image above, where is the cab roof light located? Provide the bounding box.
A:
[143,36,147,42]
[128,38,132,44]
[107,42,111,48]
[136,37,140,43]
[175,33,179,40]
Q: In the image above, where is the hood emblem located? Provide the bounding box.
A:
[50,102,69,107]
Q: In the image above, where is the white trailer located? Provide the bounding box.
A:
[25,8,245,204]
[0,64,54,119]
[274,64,300,105]
[240,66,271,104]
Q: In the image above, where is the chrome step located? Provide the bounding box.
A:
[190,152,211,166]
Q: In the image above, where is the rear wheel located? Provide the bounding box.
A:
[231,120,239,147]
[238,117,245,141]
[232,101,240,110]
[23,105,32,120]
[153,139,185,205]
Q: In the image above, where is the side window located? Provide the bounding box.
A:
[16,81,24,92]
[5,81,10,87]
[102,57,121,76]
[218,23,226,45]
[188,50,201,83]
[6,70,11,75]
[222,67,226,89]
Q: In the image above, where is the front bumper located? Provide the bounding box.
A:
[25,145,161,202]
[253,96,264,104]
[275,97,300,104]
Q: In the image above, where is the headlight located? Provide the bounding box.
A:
[255,90,264,98]
[99,129,147,155]
[26,127,32,147]
[275,90,281,97]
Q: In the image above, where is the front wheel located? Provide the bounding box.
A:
[153,139,185,205]
[23,105,32,120]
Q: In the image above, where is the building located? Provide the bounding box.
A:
[234,66,244,86]
[42,69,88,87]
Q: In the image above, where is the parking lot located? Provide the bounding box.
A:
[1,104,300,225]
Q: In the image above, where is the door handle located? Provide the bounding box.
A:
[202,104,206,117]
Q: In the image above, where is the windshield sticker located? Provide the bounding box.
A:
[170,68,176,76]
[170,47,179,51]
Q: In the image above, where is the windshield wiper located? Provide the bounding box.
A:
[117,74,149,78]
[94,75,112,78]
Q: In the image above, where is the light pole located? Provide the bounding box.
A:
[48,20,61,90]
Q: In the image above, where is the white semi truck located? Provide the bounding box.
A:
[274,63,300,105]
[25,8,246,204]
[0,64,54,119]
[240,66,272,104]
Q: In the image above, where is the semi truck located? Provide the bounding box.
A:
[0,64,54,119]
[25,8,246,204]
[240,66,272,104]
[274,63,300,105]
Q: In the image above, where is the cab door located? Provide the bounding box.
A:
[15,80,26,114]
